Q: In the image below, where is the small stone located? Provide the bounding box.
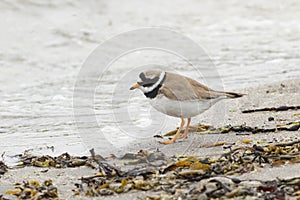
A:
[268,117,274,121]
[98,188,113,196]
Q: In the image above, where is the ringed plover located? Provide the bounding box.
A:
[130,70,243,144]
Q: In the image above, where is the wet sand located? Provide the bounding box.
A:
[1,79,299,199]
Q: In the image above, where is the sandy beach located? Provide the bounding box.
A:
[1,79,299,199]
[1,0,300,199]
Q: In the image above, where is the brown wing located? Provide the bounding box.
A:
[159,72,243,101]
[185,77,244,99]
[185,77,230,99]
[158,72,212,101]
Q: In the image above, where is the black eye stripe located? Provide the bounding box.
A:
[143,83,154,87]
[138,81,154,87]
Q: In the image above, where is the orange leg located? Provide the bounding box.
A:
[160,116,185,145]
[179,117,191,139]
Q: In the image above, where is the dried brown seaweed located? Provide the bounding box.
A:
[0,161,8,176]
[196,121,300,135]
[146,176,300,199]
[1,139,299,199]
[242,105,300,113]
[72,140,300,198]
[5,180,60,200]
[15,152,97,169]
[164,121,300,138]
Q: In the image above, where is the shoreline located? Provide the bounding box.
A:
[122,78,300,157]
[1,78,300,199]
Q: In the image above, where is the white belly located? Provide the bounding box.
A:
[149,95,223,118]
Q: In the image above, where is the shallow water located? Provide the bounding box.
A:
[0,0,299,162]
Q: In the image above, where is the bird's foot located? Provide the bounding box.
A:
[159,139,176,145]
[178,134,188,139]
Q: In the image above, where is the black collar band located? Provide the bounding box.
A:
[144,72,166,99]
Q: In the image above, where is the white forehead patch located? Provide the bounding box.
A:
[146,75,157,79]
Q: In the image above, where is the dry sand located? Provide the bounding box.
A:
[0,79,299,199]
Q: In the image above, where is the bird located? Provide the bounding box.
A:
[130,70,244,144]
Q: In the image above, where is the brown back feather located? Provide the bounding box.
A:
[159,72,244,100]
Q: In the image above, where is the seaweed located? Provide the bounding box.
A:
[2,140,299,199]
[72,140,300,198]
[194,121,300,135]
[0,161,8,176]
[242,105,300,113]
[14,152,98,169]
[5,180,60,200]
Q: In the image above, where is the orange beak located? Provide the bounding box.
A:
[130,83,140,90]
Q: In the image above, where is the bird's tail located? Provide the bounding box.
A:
[223,91,245,98]
[211,91,245,99]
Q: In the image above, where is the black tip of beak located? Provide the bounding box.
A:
[130,83,139,90]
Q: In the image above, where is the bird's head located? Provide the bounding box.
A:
[130,70,166,94]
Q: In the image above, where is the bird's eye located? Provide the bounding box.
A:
[143,83,154,87]
[138,81,154,87]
